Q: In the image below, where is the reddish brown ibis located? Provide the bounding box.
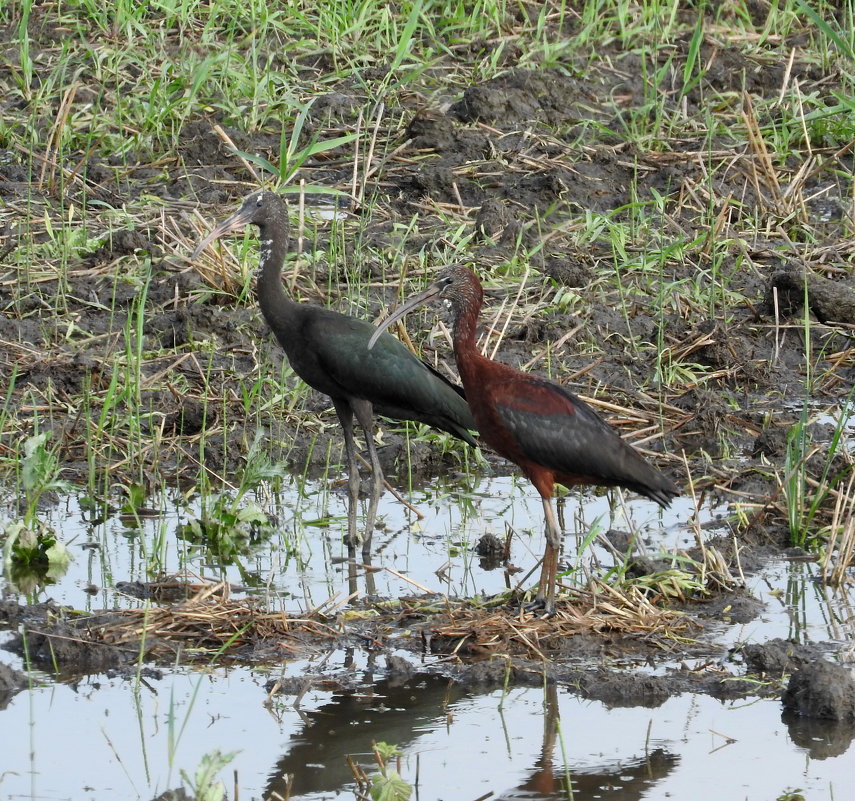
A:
[193,192,477,555]
[369,264,679,613]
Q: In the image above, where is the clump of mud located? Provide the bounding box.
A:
[783,659,855,722]
[766,262,855,325]
[1,600,138,674]
[0,662,28,710]
[741,638,823,677]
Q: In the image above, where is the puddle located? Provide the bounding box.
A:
[0,658,849,800]
[1,476,853,799]
[2,475,849,645]
[1,476,696,612]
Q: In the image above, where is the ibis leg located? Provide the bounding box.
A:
[352,399,384,559]
[534,497,562,615]
[362,550,377,596]
[333,400,362,552]
[347,546,377,599]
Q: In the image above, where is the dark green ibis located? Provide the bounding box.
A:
[369,264,679,613]
[192,192,477,555]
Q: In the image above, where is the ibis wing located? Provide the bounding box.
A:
[305,311,477,443]
[493,376,636,482]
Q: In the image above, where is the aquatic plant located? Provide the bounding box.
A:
[1,433,72,592]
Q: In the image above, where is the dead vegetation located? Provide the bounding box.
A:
[8,575,706,667]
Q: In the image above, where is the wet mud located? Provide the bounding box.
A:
[0,561,850,731]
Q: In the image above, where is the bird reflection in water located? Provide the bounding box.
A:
[262,675,678,800]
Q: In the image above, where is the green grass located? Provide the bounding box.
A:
[1,0,854,586]
[783,399,854,549]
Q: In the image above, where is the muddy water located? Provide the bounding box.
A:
[1,653,852,799]
[0,479,853,799]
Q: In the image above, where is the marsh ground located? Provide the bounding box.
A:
[1,1,855,799]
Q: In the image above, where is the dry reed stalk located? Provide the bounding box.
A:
[822,471,855,586]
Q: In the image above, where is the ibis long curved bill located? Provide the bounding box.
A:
[367,274,454,351]
[192,203,257,260]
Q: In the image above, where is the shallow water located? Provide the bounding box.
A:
[1,475,848,643]
[2,655,851,800]
[3,475,696,612]
[1,476,853,800]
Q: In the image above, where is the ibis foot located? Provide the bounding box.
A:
[522,597,556,618]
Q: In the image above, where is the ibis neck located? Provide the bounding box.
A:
[254,221,297,332]
[451,298,485,382]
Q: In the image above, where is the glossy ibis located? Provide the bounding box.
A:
[369,265,679,613]
[192,192,477,555]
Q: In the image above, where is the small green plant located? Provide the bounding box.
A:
[783,403,853,550]
[18,432,70,519]
[1,433,73,592]
[178,494,273,562]
[119,482,149,520]
[678,2,707,102]
[179,749,238,801]
[2,518,71,594]
[235,97,357,187]
[352,742,412,801]
[179,434,285,562]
